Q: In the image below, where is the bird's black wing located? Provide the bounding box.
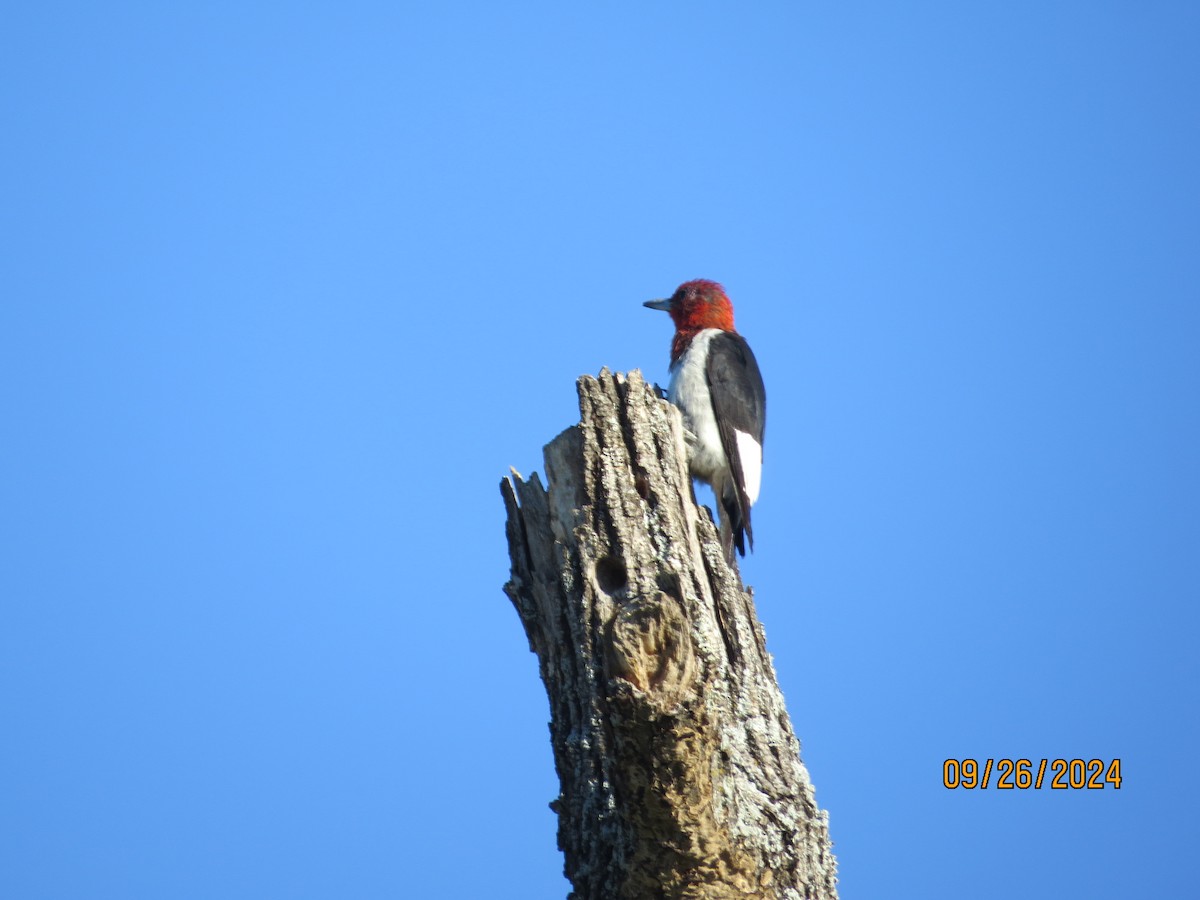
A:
[705,331,766,555]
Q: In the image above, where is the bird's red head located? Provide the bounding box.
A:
[662,279,735,332]
[644,279,737,362]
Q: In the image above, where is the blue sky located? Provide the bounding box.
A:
[2,3,1197,897]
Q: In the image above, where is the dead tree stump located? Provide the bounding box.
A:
[501,369,837,900]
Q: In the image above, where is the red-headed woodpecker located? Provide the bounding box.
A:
[645,279,766,560]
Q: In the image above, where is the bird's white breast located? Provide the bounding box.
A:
[668,329,729,483]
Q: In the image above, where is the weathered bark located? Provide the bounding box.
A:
[501,369,837,900]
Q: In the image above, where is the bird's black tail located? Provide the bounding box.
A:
[719,482,753,561]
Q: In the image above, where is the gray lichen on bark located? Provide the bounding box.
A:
[501,370,837,900]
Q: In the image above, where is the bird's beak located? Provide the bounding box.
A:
[643,298,672,311]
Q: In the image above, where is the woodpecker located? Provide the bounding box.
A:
[645,279,766,560]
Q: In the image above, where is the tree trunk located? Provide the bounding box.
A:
[501,370,838,900]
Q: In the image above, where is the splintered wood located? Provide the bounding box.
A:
[502,369,837,900]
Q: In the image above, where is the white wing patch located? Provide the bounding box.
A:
[734,429,762,505]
